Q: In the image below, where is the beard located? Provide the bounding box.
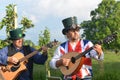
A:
[71,36,79,42]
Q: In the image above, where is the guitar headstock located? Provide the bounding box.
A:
[102,32,117,44]
[46,42,54,48]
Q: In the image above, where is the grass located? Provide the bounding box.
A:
[33,50,120,80]
[92,50,120,80]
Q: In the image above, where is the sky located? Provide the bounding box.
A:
[0,0,102,45]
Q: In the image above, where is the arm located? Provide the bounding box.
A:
[93,44,104,60]
[30,47,48,64]
[0,47,8,65]
[49,46,70,69]
[89,43,104,60]
[50,47,61,69]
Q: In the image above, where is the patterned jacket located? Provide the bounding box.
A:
[50,39,104,79]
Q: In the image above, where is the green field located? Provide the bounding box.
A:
[33,50,120,80]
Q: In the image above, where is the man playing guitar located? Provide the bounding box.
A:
[50,16,104,80]
[0,28,48,80]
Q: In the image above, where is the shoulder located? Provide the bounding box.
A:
[0,46,8,53]
[0,46,8,50]
[82,39,90,43]
[60,41,66,46]
[82,39,91,43]
[82,39,93,46]
[60,41,68,47]
[23,45,30,49]
[23,45,35,51]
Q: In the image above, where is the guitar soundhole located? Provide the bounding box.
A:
[11,63,20,72]
[66,66,69,70]
[71,57,76,63]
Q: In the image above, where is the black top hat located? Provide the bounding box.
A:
[62,16,80,35]
[9,28,25,40]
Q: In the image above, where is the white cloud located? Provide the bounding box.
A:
[21,11,38,24]
[28,0,101,20]
[0,0,102,43]
[17,0,102,22]
[0,0,102,24]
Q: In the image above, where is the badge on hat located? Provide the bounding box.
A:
[9,28,25,40]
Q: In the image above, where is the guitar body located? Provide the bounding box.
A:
[59,52,85,76]
[0,52,27,80]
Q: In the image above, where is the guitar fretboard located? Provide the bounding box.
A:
[19,49,42,62]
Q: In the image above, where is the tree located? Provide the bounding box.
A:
[24,40,35,47]
[0,4,16,37]
[0,39,9,49]
[81,0,120,49]
[20,17,34,32]
[0,4,34,48]
[38,27,50,47]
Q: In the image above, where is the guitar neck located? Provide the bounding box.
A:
[74,40,103,60]
[19,42,53,62]
[19,48,42,62]
[73,32,117,61]
[74,39,104,60]
[75,47,94,60]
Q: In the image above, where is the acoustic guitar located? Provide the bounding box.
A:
[59,32,117,76]
[0,43,53,80]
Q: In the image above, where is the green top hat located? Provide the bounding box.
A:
[62,16,80,35]
[9,28,25,40]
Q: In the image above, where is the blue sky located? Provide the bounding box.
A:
[0,0,102,44]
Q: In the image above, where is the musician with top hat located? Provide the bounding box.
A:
[0,28,48,80]
[50,16,104,80]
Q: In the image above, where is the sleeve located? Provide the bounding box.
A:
[88,41,104,60]
[90,50,104,60]
[30,47,48,64]
[49,46,62,69]
[0,47,8,65]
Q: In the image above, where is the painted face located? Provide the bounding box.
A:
[13,38,23,49]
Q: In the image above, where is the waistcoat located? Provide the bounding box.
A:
[7,44,34,80]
